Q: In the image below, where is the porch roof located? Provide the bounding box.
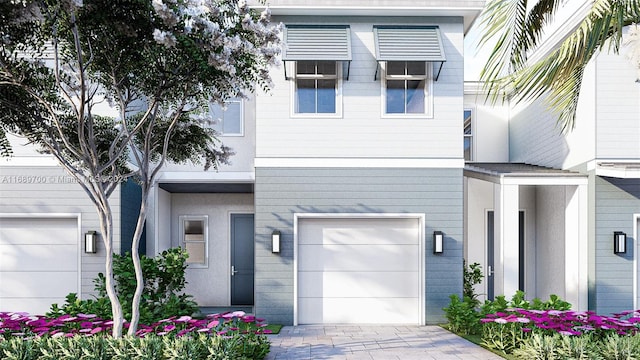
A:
[464,162,587,185]
[159,182,253,193]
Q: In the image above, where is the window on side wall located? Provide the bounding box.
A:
[384,61,430,116]
[294,60,339,115]
[210,98,243,136]
[464,109,473,161]
[180,215,208,267]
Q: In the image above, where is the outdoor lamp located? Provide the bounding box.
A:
[85,231,97,253]
[614,231,627,254]
[433,231,443,254]
[272,230,281,253]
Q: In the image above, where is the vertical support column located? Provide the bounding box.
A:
[494,183,520,298]
[565,184,588,311]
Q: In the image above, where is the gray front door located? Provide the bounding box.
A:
[231,214,254,305]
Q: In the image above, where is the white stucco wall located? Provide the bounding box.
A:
[519,185,537,296]
[464,177,493,300]
[464,95,509,163]
[535,186,566,299]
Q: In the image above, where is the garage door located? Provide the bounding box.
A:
[297,217,422,324]
[0,217,79,315]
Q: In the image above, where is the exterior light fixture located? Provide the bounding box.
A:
[433,231,443,254]
[85,231,97,253]
[272,230,281,253]
[614,231,627,254]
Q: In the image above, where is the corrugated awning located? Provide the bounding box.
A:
[282,25,352,80]
[283,25,352,61]
[373,26,446,80]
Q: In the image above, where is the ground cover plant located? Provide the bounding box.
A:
[0,311,272,359]
[445,283,640,359]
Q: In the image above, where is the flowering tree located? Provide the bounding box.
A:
[0,0,280,337]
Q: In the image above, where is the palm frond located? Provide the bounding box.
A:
[481,0,640,131]
[479,0,529,99]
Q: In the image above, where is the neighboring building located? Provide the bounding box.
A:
[463,0,640,316]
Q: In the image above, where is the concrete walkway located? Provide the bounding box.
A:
[265,325,505,360]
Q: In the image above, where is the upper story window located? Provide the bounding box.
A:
[464,109,473,161]
[384,61,428,115]
[282,25,352,117]
[373,26,446,118]
[210,98,243,136]
[295,61,338,114]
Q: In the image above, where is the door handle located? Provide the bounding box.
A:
[231,265,238,276]
[487,265,494,277]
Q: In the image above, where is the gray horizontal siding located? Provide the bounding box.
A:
[594,176,640,315]
[254,167,463,325]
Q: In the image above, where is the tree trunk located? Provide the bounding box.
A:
[96,198,124,338]
[127,191,148,336]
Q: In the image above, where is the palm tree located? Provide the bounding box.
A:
[479,0,640,131]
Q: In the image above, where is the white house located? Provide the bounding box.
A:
[4,0,638,326]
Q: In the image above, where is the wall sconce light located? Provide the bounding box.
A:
[271,230,281,253]
[433,231,443,254]
[85,231,97,254]
[614,231,627,254]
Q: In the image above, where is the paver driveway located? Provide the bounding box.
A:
[265,325,504,360]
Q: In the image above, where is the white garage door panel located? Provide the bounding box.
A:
[297,217,422,325]
[299,218,420,245]
[0,298,66,316]
[0,217,78,315]
[0,218,77,245]
[298,271,420,298]
[299,244,419,272]
[0,244,77,271]
[1,271,78,298]
[299,298,420,324]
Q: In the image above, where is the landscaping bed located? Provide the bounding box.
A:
[0,311,272,359]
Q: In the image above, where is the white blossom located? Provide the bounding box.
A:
[152,29,176,47]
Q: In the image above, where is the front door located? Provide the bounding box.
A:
[230,214,254,305]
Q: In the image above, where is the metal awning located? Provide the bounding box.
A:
[373,26,446,80]
[282,25,352,80]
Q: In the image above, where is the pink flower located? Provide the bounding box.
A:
[207,320,219,328]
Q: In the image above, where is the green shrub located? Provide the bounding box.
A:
[49,248,198,324]
[463,261,484,307]
[480,291,571,317]
[443,294,481,335]
[0,334,270,360]
[442,261,484,335]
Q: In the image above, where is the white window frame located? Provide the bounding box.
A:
[464,107,474,162]
[211,98,244,137]
[290,60,343,118]
[381,61,433,118]
[179,215,209,268]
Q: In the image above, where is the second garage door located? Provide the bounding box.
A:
[297,216,423,324]
[0,217,79,315]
